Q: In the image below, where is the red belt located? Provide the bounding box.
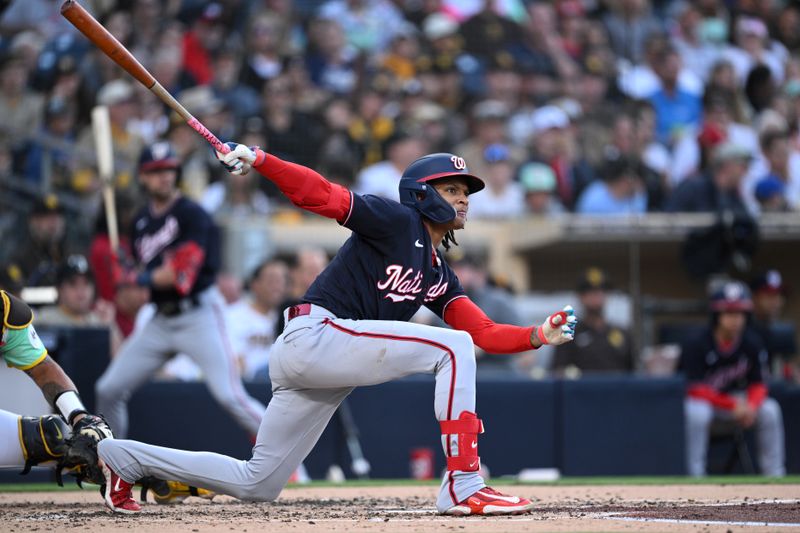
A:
[287,303,312,321]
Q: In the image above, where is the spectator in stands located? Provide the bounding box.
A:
[354,131,427,202]
[304,17,358,95]
[226,259,289,381]
[459,0,522,63]
[259,74,322,168]
[239,13,286,92]
[680,280,785,477]
[200,163,272,219]
[36,255,108,326]
[169,86,228,201]
[211,46,261,125]
[181,3,225,87]
[527,105,590,210]
[347,81,396,168]
[23,96,78,192]
[551,268,634,376]
[723,16,785,86]
[617,32,703,100]
[467,144,525,219]
[666,141,752,213]
[72,80,145,214]
[649,46,702,147]
[454,100,523,183]
[315,97,361,189]
[670,1,723,82]
[602,0,662,64]
[449,251,525,376]
[576,155,647,215]
[9,194,76,287]
[749,270,799,382]
[750,129,800,210]
[0,51,43,159]
[274,246,329,336]
[318,0,405,53]
[518,161,565,216]
[754,177,790,212]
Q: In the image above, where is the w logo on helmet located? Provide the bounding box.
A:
[450,155,466,170]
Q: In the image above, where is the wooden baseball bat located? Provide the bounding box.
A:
[91,105,119,252]
[60,0,230,155]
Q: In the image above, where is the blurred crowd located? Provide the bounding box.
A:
[1,0,800,377]
[2,0,800,238]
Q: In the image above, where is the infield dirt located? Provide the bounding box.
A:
[1,483,799,532]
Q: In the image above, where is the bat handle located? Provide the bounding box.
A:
[187,117,230,154]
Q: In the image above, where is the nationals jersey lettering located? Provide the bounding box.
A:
[131,197,219,304]
[304,194,464,321]
[136,216,179,264]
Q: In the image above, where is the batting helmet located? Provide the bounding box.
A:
[709,280,753,313]
[139,141,180,173]
[398,153,485,224]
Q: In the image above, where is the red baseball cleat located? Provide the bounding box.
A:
[441,486,535,516]
[102,462,141,514]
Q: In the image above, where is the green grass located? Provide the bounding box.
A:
[2,476,798,493]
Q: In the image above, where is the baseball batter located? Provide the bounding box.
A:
[97,147,576,515]
[94,142,265,440]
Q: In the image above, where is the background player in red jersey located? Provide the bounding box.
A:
[95,144,576,516]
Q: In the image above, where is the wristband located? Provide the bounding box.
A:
[136,270,153,287]
[54,390,88,425]
[252,147,267,167]
[536,326,549,345]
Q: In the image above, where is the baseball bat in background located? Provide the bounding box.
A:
[60,0,230,155]
[91,105,119,252]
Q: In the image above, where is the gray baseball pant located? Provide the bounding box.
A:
[684,396,785,476]
[95,290,265,438]
[99,305,485,512]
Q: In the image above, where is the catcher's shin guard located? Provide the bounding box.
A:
[17,415,70,475]
[440,411,484,472]
[139,476,216,504]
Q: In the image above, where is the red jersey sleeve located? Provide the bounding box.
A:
[747,382,768,410]
[687,384,737,410]
[443,297,535,354]
[253,151,351,222]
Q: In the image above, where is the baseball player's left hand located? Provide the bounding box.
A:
[534,305,577,346]
[63,413,114,485]
[215,142,256,176]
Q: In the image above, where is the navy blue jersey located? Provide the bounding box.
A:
[304,194,465,321]
[131,196,219,304]
[679,326,769,393]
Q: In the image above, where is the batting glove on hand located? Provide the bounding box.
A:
[215,142,256,176]
[535,305,577,346]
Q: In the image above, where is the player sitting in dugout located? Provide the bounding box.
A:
[95,144,576,516]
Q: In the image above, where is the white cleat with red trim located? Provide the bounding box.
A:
[441,486,534,516]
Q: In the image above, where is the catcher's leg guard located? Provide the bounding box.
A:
[18,415,70,475]
[139,476,216,504]
[440,411,484,472]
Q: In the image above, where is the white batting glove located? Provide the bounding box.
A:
[215,142,256,176]
[535,305,577,346]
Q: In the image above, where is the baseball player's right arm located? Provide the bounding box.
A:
[216,143,351,221]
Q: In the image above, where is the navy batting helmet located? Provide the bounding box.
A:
[398,153,485,223]
[139,141,180,172]
[709,280,753,313]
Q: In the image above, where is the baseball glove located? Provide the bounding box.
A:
[61,414,114,486]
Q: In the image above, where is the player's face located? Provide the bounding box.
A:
[140,168,177,200]
[717,311,746,336]
[431,178,470,229]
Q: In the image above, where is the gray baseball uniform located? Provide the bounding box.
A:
[98,150,574,514]
[95,193,265,438]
